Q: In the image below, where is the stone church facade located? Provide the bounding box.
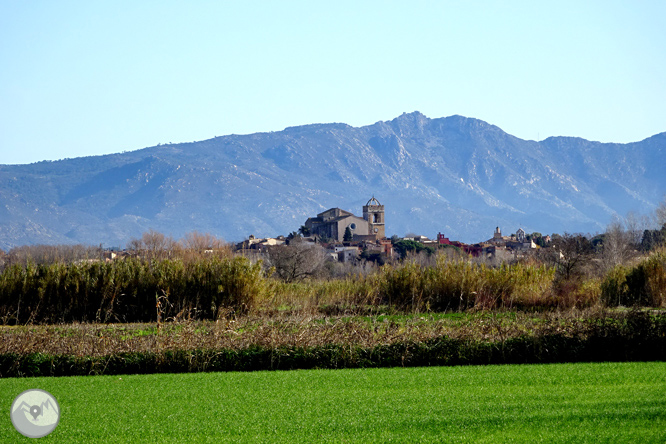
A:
[305,197,385,242]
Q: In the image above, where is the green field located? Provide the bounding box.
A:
[2,362,665,443]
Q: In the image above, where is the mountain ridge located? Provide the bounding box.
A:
[0,112,664,250]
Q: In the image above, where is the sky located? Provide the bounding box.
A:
[1,1,665,165]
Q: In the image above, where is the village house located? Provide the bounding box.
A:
[325,244,360,263]
[236,234,286,251]
[337,247,360,263]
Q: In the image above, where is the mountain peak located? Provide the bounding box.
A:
[396,110,427,119]
[283,122,351,133]
[393,111,429,124]
[386,111,430,135]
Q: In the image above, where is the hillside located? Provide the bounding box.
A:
[0,112,664,249]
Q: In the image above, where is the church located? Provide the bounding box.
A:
[304,197,385,242]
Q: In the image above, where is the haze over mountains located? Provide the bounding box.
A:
[1,112,664,250]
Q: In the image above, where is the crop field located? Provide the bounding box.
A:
[2,362,665,443]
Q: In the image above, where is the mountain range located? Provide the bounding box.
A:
[1,111,664,250]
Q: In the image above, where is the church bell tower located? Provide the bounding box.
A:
[363,196,385,239]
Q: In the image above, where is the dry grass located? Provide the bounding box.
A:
[0,307,619,358]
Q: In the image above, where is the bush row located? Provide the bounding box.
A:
[0,256,266,324]
[2,311,664,377]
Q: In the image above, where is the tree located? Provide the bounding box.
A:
[548,233,594,281]
[656,196,666,228]
[180,231,225,251]
[600,217,635,271]
[393,239,435,258]
[6,244,102,266]
[298,225,311,237]
[267,243,327,282]
[286,232,302,245]
[360,249,386,265]
[641,224,666,251]
[639,196,666,251]
[528,232,546,247]
[624,211,646,247]
[343,227,353,242]
[130,229,177,259]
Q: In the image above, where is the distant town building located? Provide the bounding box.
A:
[304,196,386,242]
[490,226,506,245]
[437,233,452,245]
[488,227,532,248]
[337,247,360,263]
[236,234,286,251]
[516,228,526,243]
[363,196,385,239]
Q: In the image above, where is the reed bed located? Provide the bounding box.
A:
[2,249,666,325]
[0,256,266,324]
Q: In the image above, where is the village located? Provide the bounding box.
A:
[234,196,551,265]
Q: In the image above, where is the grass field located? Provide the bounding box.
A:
[2,362,665,443]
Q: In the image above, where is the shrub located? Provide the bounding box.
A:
[625,251,666,307]
[602,250,666,307]
[601,266,630,306]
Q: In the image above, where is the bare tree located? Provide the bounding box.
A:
[548,233,594,281]
[126,237,143,252]
[142,229,176,259]
[623,211,647,247]
[601,216,635,271]
[6,244,102,266]
[175,231,232,262]
[639,198,666,251]
[180,231,226,251]
[267,243,327,282]
[655,196,666,230]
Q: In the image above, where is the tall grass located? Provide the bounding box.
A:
[377,257,558,311]
[0,256,267,324]
[601,249,666,307]
[260,258,560,316]
[259,276,379,315]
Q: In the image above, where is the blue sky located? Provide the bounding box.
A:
[1,1,665,165]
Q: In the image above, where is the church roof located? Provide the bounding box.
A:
[366,196,381,206]
[316,207,354,219]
